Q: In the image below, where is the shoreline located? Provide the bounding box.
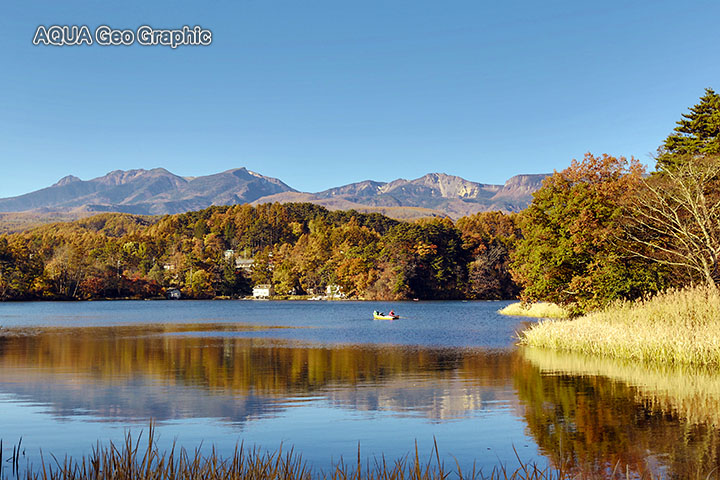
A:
[0,296,515,303]
[517,286,720,366]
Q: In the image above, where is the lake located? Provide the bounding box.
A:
[0,300,718,477]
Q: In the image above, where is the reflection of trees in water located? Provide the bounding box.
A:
[516,347,720,478]
[0,326,519,423]
[9,325,720,476]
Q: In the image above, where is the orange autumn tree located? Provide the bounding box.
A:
[511,153,667,314]
[456,211,521,299]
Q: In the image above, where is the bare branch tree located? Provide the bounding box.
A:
[625,156,720,287]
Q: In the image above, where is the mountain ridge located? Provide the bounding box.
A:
[0,168,549,220]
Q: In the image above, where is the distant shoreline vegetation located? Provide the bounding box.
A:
[0,295,412,302]
[0,203,520,302]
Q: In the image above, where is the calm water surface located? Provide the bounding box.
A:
[0,300,718,477]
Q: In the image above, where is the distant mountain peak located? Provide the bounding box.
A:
[503,173,549,187]
[405,172,490,199]
[419,172,451,180]
[53,175,81,187]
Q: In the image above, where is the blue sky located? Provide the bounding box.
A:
[1,0,719,197]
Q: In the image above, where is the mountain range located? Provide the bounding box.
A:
[0,168,549,220]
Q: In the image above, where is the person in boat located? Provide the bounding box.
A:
[389,309,395,316]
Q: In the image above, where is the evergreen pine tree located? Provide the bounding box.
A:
[657,88,720,170]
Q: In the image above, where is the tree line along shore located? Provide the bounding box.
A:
[0,203,519,302]
[3,89,720,363]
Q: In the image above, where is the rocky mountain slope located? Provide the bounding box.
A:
[0,168,549,220]
[0,168,295,215]
[254,173,548,218]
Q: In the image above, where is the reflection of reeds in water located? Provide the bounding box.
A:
[522,346,720,426]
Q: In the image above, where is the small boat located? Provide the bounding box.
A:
[373,311,399,320]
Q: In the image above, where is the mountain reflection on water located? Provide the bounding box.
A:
[1,302,720,477]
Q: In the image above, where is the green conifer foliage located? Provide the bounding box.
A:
[658,88,720,170]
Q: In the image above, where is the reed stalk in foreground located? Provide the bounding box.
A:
[519,285,720,365]
[0,426,668,480]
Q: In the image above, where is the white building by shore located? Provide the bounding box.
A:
[252,284,274,299]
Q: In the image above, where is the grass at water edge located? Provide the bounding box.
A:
[0,425,673,480]
[498,302,570,319]
[518,286,720,365]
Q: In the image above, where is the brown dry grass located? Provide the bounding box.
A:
[0,425,655,480]
[519,286,720,365]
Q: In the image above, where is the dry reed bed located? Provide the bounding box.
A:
[519,286,720,365]
[498,303,569,319]
[0,427,656,480]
